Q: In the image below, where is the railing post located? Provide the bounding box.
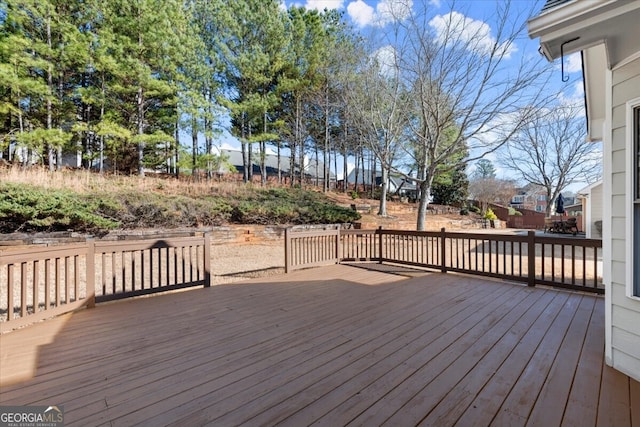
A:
[336,227,341,264]
[203,232,211,287]
[378,226,383,264]
[440,227,447,273]
[86,239,96,308]
[284,227,291,273]
[528,230,536,287]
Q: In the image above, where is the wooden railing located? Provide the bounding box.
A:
[285,228,603,294]
[1,234,210,332]
[285,228,341,271]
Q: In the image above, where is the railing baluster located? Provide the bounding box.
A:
[74,255,79,302]
[561,244,566,284]
[45,259,51,310]
[582,247,597,287]
[540,242,545,281]
[571,245,576,285]
[21,262,27,318]
[593,248,598,289]
[64,257,70,305]
[7,265,14,320]
[132,250,136,291]
[55,257,61,307]
[166,247,171,286]
[33,260,40,313]
[111,252,117,294]
[121,251,126,293]
[551,244,556,283]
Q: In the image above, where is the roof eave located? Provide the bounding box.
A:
[528,0,634,62]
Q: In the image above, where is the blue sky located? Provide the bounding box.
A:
[287,0,584,104]
[214,0,590,189]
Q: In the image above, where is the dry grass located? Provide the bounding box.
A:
[0,165,262,198]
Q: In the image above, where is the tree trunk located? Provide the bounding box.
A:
[46,11,55,172]
[191,115,198,178]
[378,166,388,216]
[342,144,348,193]
[241,112,248,183]
[323,88,330,192]
[314,146,320,187]
[416,178,434,231]
[241,141,248,183]
[136,20,145,177]
[205,115,212,180]
[289,143,295,187]
[299,140,305,187]
[137,84,145,176]
[277,142,282,184]
[261,111,267,185]
[247,136,253,182]
[99,75,105,174]
[370,154,376,199]
[353,149,360,194]
[333,147,338,192]
[57,70,64,171]
[260,140,266,186]
[173,120,179,176]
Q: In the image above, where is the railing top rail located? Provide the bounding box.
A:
[94,236,206,251]
[357,228,602,248]
[535,235,602,247]
[0,242,91,263]
[377,229,440,237]
[340,229,378,236]
[286,228,340,238]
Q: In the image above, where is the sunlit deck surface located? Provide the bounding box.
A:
[1,264,639,426]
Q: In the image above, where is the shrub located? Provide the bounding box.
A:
[483,208,498,220]
[0,179,363,233]
[508,207,523,216]
[0,183,120,233]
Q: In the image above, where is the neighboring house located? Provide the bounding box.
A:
[563,202,583,217]
[217,149,335,184]
[578,181,603,239]
[509,185,548,213]
[345,169,417,198]
[529,0,640,382]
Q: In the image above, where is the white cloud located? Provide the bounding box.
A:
[556,82,586,117]
[347,0,412,28]
[573,80,584,97]
[303,0,345,11]
[428,0,441,8]
[376,0,413,25]
[428,11,517,59]
[564,52,582,73]
[372,45,398,77]
[347,0,375,27]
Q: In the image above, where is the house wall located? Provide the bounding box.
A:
[609,56,640,380]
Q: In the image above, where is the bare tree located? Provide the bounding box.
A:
[368,1,553,230]
[348,48,409,216]
[469,176,517,214]
[500,103,602,217]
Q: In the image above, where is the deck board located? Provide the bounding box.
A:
[1,263,638,426]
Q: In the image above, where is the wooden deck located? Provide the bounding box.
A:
[1,264,638,426]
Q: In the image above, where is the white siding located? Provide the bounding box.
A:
[609,57,640,381]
